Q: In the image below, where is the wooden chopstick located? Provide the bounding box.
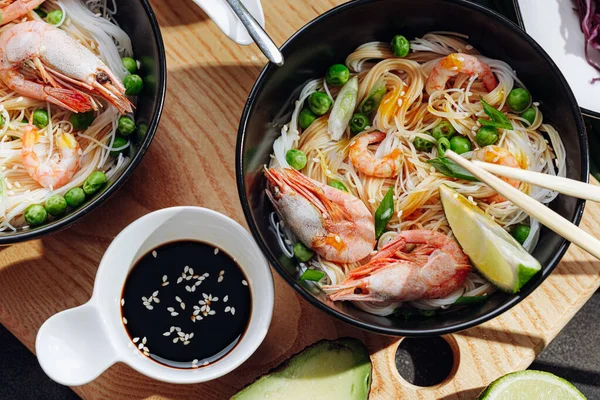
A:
[472,160,600,202]
[445,150,600,260]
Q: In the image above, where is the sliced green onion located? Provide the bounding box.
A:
[300,269,325,282]
[358,76,386,115]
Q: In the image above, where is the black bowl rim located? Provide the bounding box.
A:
[0,0,167,245]
[236,0,589,336]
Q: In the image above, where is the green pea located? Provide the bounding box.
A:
[136,122,148,142]
[34,8,47,18]
[512,224,531,244]
[46,10,63,25]
[507,88,531,113]
[431,121,456,140]
[350,113,369,134]
[83,171,107,196]
[65,187,85,208]
[110,136,129,157]
[117,116,136,136]
[24,204,47,226]
[326,64,350,86]
[298,108,317,130]
[285,149,307,170]
[521,107,536,126]
[70,111,95,131]
[293,242,314,262]
[391,35,410,57]
[450,136,472,155]
[437,137,451,156]
[33,109,49,129]
[476,125,499,147]
[329,180,349,192]
[121,57,137,74]
[307,92,332,116]
[45,194,67,217]
[413,136,433,152]
[123,74,143,96]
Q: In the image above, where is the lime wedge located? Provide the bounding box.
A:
[477,370,587,399]
[439,185,541,293]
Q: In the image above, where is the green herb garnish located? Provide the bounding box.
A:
[427,157,479,181]
[454,295,489,306]
[478,97,513,130]
[374,187,394,239]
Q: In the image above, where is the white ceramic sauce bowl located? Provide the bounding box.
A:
[35,207,274,385]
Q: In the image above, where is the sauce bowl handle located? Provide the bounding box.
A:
[35,301,118,386]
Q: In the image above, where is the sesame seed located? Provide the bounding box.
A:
[189,268,194,275]
[122,317,128,324]
[121,298,125,306]
[191,316,196,322]
[138,343,144,350]
[175,296,182,303]
[183,341,190,345]
[203,361,209,366]
[400,91,406,96]
[162,275,167,282]
[195,280,202,286]
[225,306,231,312]
[193,309,200,316]
[142,296,148,302]
[223,295,228,302]
[153,291,159,297]
[186,276,192,281]
[152,250,157,258]
[173,338,179,343]
[181,303,186,310]
[242,280,248,286]
[192,359,198,364]
[143,301,150,306]
[142,337,147,344]
[162,282,169,287]
[177,277,183,284]
[171,312,179,316]
[397,99,403,106]
[214,248,219,255]
[335,235,341,242]
[203,273,209,277]
[453,193,459,199]
[189,333,194,339]
[184,266,189,273]
[177,331,185,337]
[167,307,174,312]
[219,270,225,276]
[185,286,192,292]
[163,332,170,336]
[218,276,223,283]
[146,305,154,310]
[466,45,474,50]
[143,347,149,353]
[175,327,181,332]
[231,308,235,315]
[190,286,196,292]
[133,337,139,343]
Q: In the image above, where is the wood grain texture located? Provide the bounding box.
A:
[0,0,599,398]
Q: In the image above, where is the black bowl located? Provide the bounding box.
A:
[0,0,166,245]
[236,0,588,336]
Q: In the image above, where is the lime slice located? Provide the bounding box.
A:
[439,185,541,293]
[477,370,587,399]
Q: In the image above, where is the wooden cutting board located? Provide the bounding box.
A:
[0,0,598,398]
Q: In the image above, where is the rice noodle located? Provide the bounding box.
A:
[267,32,567,315]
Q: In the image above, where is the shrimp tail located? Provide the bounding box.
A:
[323,280,371,302]
[45,87,93,113]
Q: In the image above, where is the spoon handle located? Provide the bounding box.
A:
[224,0,284,66]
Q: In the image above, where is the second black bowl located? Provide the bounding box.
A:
[236,0,588,336]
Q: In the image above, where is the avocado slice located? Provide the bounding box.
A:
[231,337,372,400]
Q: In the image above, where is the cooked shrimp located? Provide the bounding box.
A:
[265,167,376,263]
[475,145,521,203]
[323,230,471,302]
[0,0,45,26]
[22,125,80,190]
[426,53,498,95]
[0,21,132,113]
[349,131,402,178]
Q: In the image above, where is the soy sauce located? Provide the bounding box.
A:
[121,241,251,369]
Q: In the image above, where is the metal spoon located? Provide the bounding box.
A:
[224,0,284,66]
